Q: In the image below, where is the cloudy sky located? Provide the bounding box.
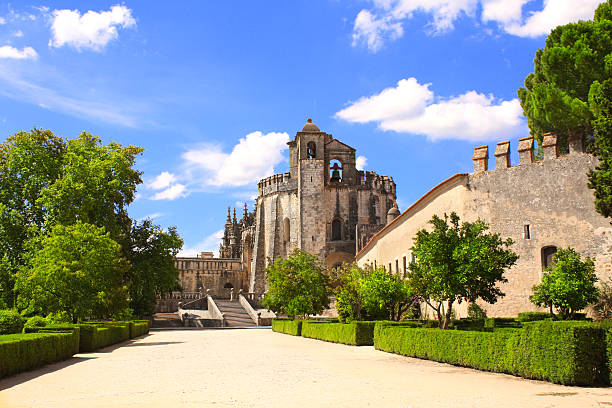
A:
[0,1,603,255]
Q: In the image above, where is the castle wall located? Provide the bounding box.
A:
[356,142,612,318]
[174,258,246,299]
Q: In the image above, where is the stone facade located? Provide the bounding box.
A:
[356,135,612,318]
[248,119,397,294]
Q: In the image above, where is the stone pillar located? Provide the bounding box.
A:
[472,145,489,173]
[518,136,535,164]
[569,132,585,154]
[494,141,510,169]
[542,132,558,160]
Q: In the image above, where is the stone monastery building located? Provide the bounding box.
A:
[356,133,612,317]
[174,121,611,318]
[175,119,397,297]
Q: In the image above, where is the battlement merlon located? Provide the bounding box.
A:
[471,132,587,175]
[356,170,396,194]
[257,172,297,196]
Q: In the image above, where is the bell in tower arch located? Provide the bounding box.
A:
[330,161,342,182]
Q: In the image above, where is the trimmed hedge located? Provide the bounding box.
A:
[24,325,81,355]
[130,320,150,338]
[0,331,78,378]
[77,323,130,352]
[301,321,376,346]
[484,318,522,329]
[272,319,303,336]
[517,312,551,322]
[374,320,608,386]
[0,310,24,334]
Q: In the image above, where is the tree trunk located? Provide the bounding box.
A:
[442,300,453,329]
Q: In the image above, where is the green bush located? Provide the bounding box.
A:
[301,321,376,346]
[0,331,78,378]
[484,317,522,329]
[452,318,486,331]
[24,316,48,329]
[76,322,130,352]
[272,319,303,336]
[374,320,608,385]
[0,310,24,334]
[517,312,551,322]
[467,303,487,319]
[23,325,81,355]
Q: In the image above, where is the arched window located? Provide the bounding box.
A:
[331,219,342,241]
[329,159,343,182]
[541,246,557,269]
[307,142,316,159]
[223,282,233,289]
[283,217,290,242]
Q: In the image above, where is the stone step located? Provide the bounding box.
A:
[224,311,251,319]
[225,319,257,327]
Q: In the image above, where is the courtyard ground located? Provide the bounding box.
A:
[0,328,610,408]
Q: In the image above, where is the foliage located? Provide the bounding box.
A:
[374,321,609,386]
[517,1,612,154]
[530,247,598,319]
[590,277,612,320]
[24,316,47,329]
[408,212,518,329]
[15,222,128,323]
[124,219,182,317]
[261,250,331,318]
[467,303,487,319]
[587,78,612,218]
[0,309,24,334]
[271,318,303,336]
[517,312,552,322]
[0,129,145,308]
[301,321,376,346]
[335,264,414,322]
[0,331,78,379]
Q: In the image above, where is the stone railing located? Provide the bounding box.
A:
[238,292,260,325]
[207,296,225,327]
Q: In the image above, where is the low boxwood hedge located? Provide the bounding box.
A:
[272,319,303,336]
[301,321,376,346]
[0,331,78,378]
[77,323,130,352]
[374,320,608,386]
[24,325,81,354]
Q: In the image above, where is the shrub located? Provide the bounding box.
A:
[301,321,376,346]
[517,312,551,322]
[467,303,487,319]
[0,331,78,378]
[374,320,608,386]
[23,325,81,354]
[452,318,486,331]
[591,278,612,320]
[484,318,522,329]
[24,316,48,329]
[272,319,302,336]
[0,310,24,334]
[76,322,130,352]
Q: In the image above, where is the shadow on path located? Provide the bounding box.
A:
[0,356,97,390]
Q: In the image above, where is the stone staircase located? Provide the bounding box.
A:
[215,300,257,327]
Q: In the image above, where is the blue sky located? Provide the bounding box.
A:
[0,1,603,255]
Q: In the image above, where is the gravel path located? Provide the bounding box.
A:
[0,328,610,407]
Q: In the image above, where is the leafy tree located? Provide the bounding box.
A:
[467,302,487,319]
[15,221,128,324]
[0,129,65,306]
[408,212,518,329]
[335,264,414,322]
[587,78,612,218]
[261,250,331,318]
[125,219,183,317]
[530,247,598,319]
[0,130,144,307]
[39,132,144,240]
[517,0,612,154]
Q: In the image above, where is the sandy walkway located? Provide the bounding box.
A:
[0,328,610,408]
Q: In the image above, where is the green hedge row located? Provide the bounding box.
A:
[374,321,609,386]
[301,321,376,346]
[272,319,303,336]
[0,331,78,378]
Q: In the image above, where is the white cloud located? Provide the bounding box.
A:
[0,17,5,24]
[149,171,177,190]
[352,0,602,51]
[178,229,224,258]
[336,77,524,142]
[504,0,602,38]
[12,30,23,37]
[0,46,37,60]
[138,212,164,221]
[356,155,368,170]
[183,131,290,187]
[49,5,136,51]
[151,184,187,201]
